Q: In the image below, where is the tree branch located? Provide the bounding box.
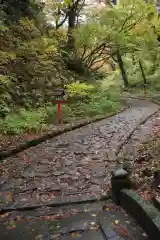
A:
[119,3,136,32]
[56,13,68,29]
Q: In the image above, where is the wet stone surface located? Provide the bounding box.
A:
[118,110,160,160]
[0,99,159,210]
[0,200,147,239]
[118,109,160,200]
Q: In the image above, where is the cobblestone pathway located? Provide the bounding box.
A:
[0,200,147,240]
[118,109,160,159]
[0,99,159,212]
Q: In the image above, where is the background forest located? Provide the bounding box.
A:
[0,0,160,135]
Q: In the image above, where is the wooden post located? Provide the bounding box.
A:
[54,87,68,124]
[54,100,68,124]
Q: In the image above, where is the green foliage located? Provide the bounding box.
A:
[1,0,160,136]
[83,95,121,117]
[1,108,48,135]
[74,0,159,75]
[0,90,122,135]
[0,16,75,116]
[66,81,94,98]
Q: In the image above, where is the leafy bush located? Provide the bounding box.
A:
[1,108,47,135]
[0,17,76,116]
[0,89,123,135]
[66,81,95,102]
[83,97,120,117]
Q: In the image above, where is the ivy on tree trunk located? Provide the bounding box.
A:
[67,7,76,49]
[117,49,129,87]
[139,60,147,88]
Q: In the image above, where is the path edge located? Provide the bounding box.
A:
[116,99,160,156]
[121,94,160,105]
[120,189,160,240]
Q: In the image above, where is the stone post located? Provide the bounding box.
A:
[111,168,132,205]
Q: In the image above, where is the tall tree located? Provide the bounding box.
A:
[44,0,86,49]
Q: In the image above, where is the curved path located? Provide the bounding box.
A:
[0,99,159,213]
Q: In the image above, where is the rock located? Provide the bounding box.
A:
[39,159,51,165]
[22,166,35,178]
[0,182,15,191]
[64,160,72,167]
[92,166,106,178]
[35,234,43,240]
[60,220,92,234]
[54,171,64,176]
[36,180,60,191]
[90,185,101,193]
[0,192,13,205]
[122,161,132,174]
[40,194,55,203]
[50,234,59,239]
[56,143,69,148]
[35,165,50,173]
[91,156,99,160]
[60,183,69,192]
[35,172,51,177]
[15,192,31,203]
[112,168,128,178]
[32,191,40,202]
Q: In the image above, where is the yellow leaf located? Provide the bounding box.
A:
[71,232,82,237]
[114,220,120,225]
[105,208,110,211]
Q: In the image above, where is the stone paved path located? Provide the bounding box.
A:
[0,99,159,212]
[0,200,147,239]
[118,109,160,200]
[118,110,160,160]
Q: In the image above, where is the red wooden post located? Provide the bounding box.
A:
[54,100,68,124]
[57,103,61,124]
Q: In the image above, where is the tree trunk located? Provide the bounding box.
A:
[67,7,76,49]
[139,60,147,86]
[150,55,157,74]
[132,53,136,65]
[117,49,129,87]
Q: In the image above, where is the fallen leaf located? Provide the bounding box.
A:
[71,232,82,237]
[35,234,43,240]
[105,208,110,211]
[114,220,120,225]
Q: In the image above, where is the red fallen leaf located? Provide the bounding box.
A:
[0,212,10,218]
[114,225,129,237]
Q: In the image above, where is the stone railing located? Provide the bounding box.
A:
[111,168,160,240]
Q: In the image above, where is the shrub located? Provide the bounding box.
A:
[66,81,95,101]
[0,17,76,113]
[0,89,123,135]
[2,108,47,134]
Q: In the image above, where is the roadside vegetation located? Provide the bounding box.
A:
[132,137,160,200]
[0,0,160,135]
